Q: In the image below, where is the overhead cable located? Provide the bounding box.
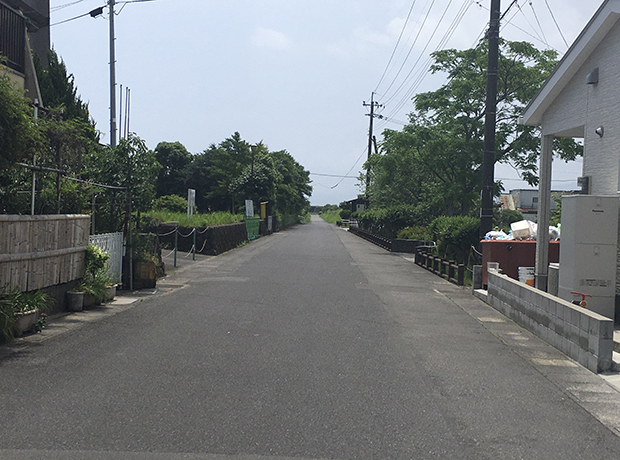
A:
[374,0,418,93]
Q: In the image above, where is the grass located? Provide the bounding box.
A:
[142,211,244,227]
[319,209,341,224]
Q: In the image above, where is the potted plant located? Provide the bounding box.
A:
[76,244,113,308]
[0,285,55,340]
[13,289,55,336]
[133,233,161,289]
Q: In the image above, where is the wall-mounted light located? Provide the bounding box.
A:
[595,126,604,137]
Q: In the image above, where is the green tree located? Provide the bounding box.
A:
[369,40,582,219]
[203,132,252,212]
[0,62,43,213]
[86,134,161,231]
[271,149,312,216]
[34,49,93,127]
[154,141,193,198]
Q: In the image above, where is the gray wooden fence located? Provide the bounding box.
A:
[0,215,90,291]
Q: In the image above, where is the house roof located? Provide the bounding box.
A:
[522,0,620,127]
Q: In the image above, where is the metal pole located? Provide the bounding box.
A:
[193,228,196,261]
[174,228,178,268]
[366,93,375,195]
[480,0,501,239]
[109,0,117,147]
[31,99,38,215]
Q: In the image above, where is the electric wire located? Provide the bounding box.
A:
[374,0,418,92]
[329,147,368,189]
[544,0,569,48]
[528,0,548,47]
[377,0,434,100]
[49,9,95,26]
[378,0,472,127]
[51,0,89,12]
[379,0,445,106]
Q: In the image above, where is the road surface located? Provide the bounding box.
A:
[1,215,620,459]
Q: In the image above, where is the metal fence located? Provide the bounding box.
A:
[89,232,124,284]
[0,2,26,74]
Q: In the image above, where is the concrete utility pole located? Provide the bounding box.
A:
[109,0,117,147]
[363,93,382,198]
[480,0,501,239]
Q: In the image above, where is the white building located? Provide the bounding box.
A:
[522,0,620,320]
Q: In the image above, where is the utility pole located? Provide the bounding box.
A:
[480,0,501,239]
[109,0,117,147]
[363,93,382,199]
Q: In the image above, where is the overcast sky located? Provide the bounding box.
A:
[49,0,601,206]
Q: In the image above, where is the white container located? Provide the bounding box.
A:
[518,267,535,286]
[511,220,536,240]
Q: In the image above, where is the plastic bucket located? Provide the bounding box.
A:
[518,267,535,286]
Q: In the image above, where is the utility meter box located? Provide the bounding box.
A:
[558,195,619,319]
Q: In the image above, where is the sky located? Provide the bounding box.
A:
[48,0,603,206]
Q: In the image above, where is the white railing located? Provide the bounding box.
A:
[89,232,124,284]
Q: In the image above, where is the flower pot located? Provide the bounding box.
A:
[15,310,39,336]
[83,293,96,309]
[133,261,157,289]
[105,285,116,302]
[66,291,84,312]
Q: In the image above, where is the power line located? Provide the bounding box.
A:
[528,0,548,47]
[51,0,89,12]
[310,173,358,179]
[374,0,417,93]
[330,147,368,189]
[378,0,472,127]
[544,0,569,48]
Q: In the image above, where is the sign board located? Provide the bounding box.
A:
[187,189,196,219]
[245,200,254,217]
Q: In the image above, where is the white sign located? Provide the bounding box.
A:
[245,200,254,217]
[187,189,196,219]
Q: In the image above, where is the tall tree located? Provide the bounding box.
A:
[0,63,43,213]
[34,49,93,127]
[154,141,193,198]
[369,40,582,217]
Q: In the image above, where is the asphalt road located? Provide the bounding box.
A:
[1,215,620,459]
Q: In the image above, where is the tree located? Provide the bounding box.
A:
[154,141,193,198]
[270,149,312,216]
[0,63,43,213]
[86,134,161,231]
[369,40,582,219]
[34,49,93,128]
[0,66,41,171]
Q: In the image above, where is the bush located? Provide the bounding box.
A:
[397,226,432,241]
[429,216,480,265]
[356,204,431,239]
[339,209,352,220]
[154,195,189,213]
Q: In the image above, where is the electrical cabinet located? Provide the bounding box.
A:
[558,195,619,319]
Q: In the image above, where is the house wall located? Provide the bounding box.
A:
[582,24,620,195]
[541,22,620,195]
[544,23,620,195]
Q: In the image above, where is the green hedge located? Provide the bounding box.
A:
[429,216,480,265]
[355,204,431,239]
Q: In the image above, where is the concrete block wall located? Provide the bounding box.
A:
[487,271,614,373]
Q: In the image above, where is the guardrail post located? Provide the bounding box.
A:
[458,264,465,286]
[174,228,178,268]
[193,228,196,260]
